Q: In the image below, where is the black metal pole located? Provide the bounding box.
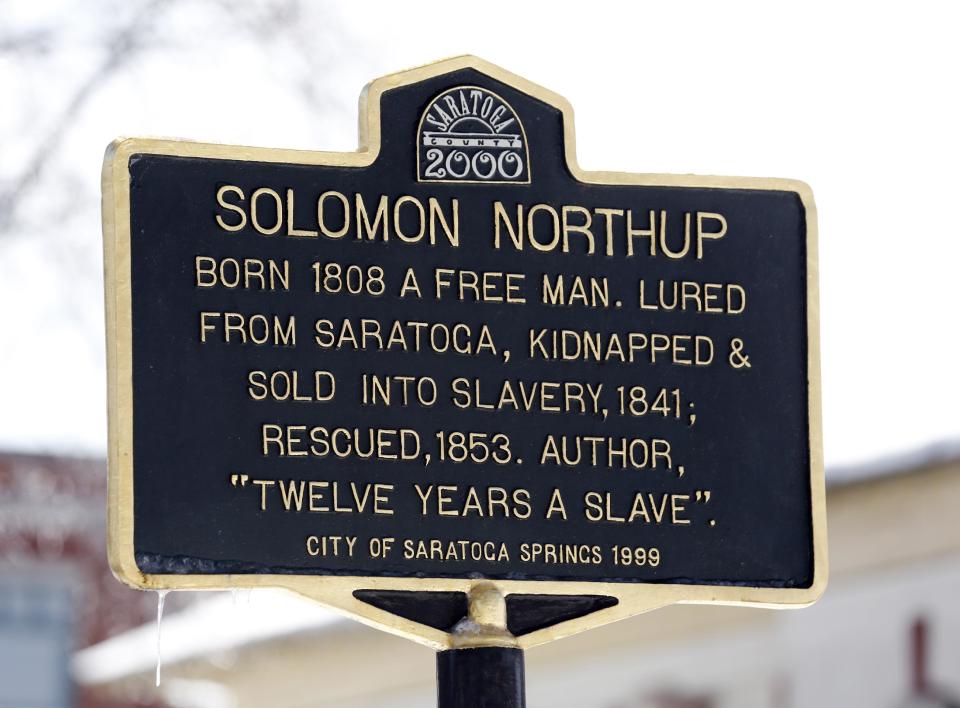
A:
[437,646,526,708]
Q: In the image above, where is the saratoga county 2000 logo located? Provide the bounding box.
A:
[417,85,530,184]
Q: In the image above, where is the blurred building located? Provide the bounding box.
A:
[70,443,960,708]
[0,453,169,708]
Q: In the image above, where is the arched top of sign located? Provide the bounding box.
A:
[417,85,530,184]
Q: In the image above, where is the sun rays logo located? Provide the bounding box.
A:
[417,85,530,184]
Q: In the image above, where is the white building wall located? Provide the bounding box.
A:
[348,554,960,708]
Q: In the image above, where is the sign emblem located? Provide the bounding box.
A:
[417,85,529,183]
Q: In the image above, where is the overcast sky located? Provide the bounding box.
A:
[1,0,958,470]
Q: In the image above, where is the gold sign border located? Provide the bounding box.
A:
[102,55,827,651]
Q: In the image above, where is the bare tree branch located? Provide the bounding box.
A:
[0,29,54,55]
[212,0,349,121]
[0,0,173,235]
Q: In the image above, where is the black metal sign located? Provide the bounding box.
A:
[103,56,825,647]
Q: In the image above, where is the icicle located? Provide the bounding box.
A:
[155,590,169,687]
[231,588,251,607]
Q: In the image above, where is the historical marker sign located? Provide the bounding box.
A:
[103,56,826,648]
